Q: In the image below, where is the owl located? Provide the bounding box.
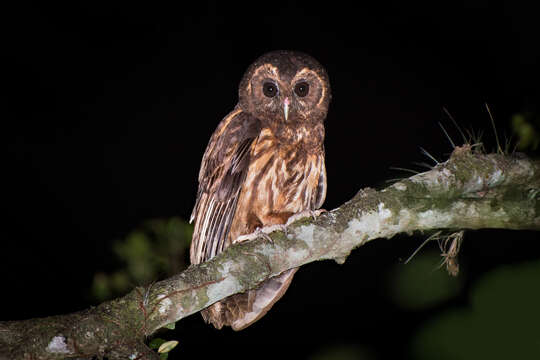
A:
[190,50,331,330]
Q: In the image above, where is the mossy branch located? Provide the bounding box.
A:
[1,146,538,359]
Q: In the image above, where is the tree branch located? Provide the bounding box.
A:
[1,146,539,359]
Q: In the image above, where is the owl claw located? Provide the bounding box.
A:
[233,210,325,244]
[286,209,327,226]
[234,224,288,244]
[234,231,260,244]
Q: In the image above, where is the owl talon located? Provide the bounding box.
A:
[312,208,327,218]
[286,209,326,226]
[255,227,273,243]
[234,231,260,244]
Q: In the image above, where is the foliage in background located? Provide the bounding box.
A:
[511,111,539,151]
[309,344,376,360]
[91,217,192,302]
[410,259,540,359]
[387,249,463,310]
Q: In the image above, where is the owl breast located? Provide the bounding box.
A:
[228,127,326,243]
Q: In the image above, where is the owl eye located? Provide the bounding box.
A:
[262,82,278,97]
[294,82,310,97]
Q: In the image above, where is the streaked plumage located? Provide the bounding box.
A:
[190,50,331,330]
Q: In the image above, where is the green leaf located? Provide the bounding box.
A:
[158,340,179,354]
[511,112,539,151]
[91,272,112,301]
[164,322,175,330]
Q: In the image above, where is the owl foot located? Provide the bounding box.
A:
[234,224,287,244]
[286,209,327,226]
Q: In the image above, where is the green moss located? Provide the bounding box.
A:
[332,188,383,233]
[398,179,431,199]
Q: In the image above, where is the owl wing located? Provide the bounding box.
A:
[313,147,327,210]
[190,108,261,264]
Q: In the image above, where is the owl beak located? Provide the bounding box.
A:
[283,97,290,121]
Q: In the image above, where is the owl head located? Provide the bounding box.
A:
[238,50,331,127]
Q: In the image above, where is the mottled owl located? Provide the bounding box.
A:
[190,50,331,330]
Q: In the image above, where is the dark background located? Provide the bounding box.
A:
[3,2,539,359]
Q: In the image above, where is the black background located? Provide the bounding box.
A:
[3,2,539,359]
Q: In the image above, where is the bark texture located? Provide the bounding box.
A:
[1,146,538,359]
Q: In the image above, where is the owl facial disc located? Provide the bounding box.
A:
[238,50,331,127]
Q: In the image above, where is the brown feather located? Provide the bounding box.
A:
[190,109,260,264]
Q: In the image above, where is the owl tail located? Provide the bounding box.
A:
[201,267,298,331]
